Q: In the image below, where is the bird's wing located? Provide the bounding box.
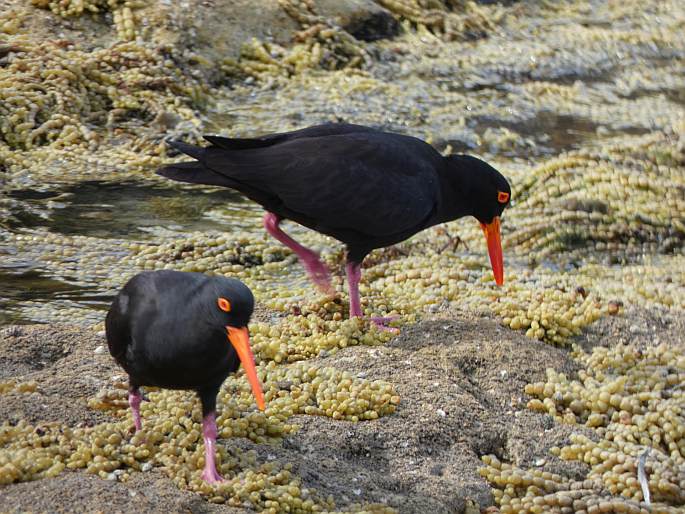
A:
[106,271,167,365]
[200,132,442,238]
[203,122,377,150]
[105,291,133,363]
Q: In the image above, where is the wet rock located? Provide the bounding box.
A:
[558,198,609,214]
[189,0,298,63]
[316,0,400,41]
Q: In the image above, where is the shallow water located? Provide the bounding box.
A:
[0,265,110,325]
[6,181,259,238]
[0,180,267,323]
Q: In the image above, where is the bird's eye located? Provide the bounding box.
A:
[217,297,231,312]
[497,191,509,204]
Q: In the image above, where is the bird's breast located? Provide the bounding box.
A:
[126,331,240,390]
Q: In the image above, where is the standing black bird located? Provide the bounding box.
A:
[105,270,265,483]
[157,123,511,327]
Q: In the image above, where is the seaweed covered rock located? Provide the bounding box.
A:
[482,341,685,513]
[0,38,204,151]
[507,131,685,264]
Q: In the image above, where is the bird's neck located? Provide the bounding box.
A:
[433,162,473,225]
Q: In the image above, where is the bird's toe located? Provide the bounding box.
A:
[201,469,225,484]
[369,315,400,333]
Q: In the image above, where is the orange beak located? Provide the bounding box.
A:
[479,216,504,286]
[226,326,265,411]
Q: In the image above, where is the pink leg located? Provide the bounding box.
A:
[345,261,398,332]
[345,261,363,318]
[263,212,333,294]
[128,388,143,431]
[200,411,224,484]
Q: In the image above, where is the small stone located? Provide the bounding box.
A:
[607,300,622,315]
[464,499,480,514]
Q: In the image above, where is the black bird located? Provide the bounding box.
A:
[105,270,265,483]
[157,123,511,327]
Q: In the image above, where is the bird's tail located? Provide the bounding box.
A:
[157,140,233,187]
[157,161,221,185]
[167,140,204,160]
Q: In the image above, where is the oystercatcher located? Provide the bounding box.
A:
[158,123,510,326]
[105,270,265,483]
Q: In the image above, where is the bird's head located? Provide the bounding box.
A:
[446,155,511,286]
[212,278,265,411]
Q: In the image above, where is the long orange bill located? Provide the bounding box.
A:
[226,326,266,411]
[480,216,504,286]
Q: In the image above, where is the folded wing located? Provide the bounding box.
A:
[198,131,441,239]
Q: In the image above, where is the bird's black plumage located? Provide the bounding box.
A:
[106,270,252,397]
[157,123,511,323]
[105,270,264,483]
[159,123,509,259]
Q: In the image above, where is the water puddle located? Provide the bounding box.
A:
[0,263,111,325]
[479,112,599,155]
[621,87,685,106]
[471,111,651,157]
[6,181,262,239]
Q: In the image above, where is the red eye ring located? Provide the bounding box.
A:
[217,297,231,312]
[497,191,510,204]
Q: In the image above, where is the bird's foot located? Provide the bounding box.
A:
[369,316,400,334]
[435,227,468,253]
[300,251,334,294]
[129,430,149,447]
[201,467,225,484]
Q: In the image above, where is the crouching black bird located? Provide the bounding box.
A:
[105,270,265,483]
[157,123,511,328]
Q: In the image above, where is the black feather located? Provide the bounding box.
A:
[156,162,239,188]
[203,134,286,150]
[167,140,204,160]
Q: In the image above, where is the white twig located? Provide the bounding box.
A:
[637,448,651,507]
